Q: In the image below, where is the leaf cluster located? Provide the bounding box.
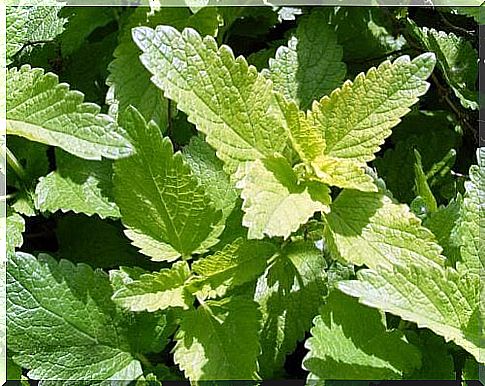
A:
[5,4,482,384]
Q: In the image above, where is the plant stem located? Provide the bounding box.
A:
[6,147,27,182]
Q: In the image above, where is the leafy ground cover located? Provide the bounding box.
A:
[5,4,482,384]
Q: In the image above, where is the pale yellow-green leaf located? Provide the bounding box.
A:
[324,190,445,270]
[311,53,435,163]
[235,155,331,240]
[7,66,132,160]
[173,296,261,381]
[456,148,484,278]
[304,291,421,380]
[132,25,288,175]
[338,263,482,362]
[114,107,222,262]
[111,261,193,312]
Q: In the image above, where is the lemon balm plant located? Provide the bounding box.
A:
[5,4,482,384]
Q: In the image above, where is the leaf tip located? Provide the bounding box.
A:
[131,26,154,50]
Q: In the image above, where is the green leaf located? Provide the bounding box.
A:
[427,28,478,110]
[266,10,345,110]
[413,149,438,213]
[6,2,66,65]
[59,7,116,56]
[323,190,445,270]
[406,330,455,380]
[106,7,220,126]
[6,136,49,190]
[190,237,276,299]
[278,97,376,192]
[303,291,421,380]
[235,155,331,239]
[6,209,24,257]
[338,262,482,362]
[173,296,261,381]
[6,137,49,216]
[10,192,36,217]
[213,202,248,248]
[132,25,288,174]
[35,149,120,219]
[247,46,278,71]
[310,53,435,165]
[7,252,144,383]
[112,261,193,312]
[134,373,163,386]
[374,111,460,203]
[61,32,118,106]
[424,195,463,265]
[455,148,484,277]
[463,356,479,380]
[7,356,22,381]
[113,107,222,261]
[106,9,167,128]
[408,23,478,110]
[255,240,327,378]
[124,311,178,360]
[183,136,238,220]
[452,6,484,24]
[326,8,406,66]
[7,65,133,160]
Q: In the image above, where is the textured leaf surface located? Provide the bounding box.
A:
[132,25,288,174]
[112,261,193,312]
[190,237,276,299]
[235,156,331,239]
[114,107,221,261]
[338,262,482,362]
[174,296,261,381]
[7,252,144,382]
[424,196,463,264]
[310,54,435,164]
[7,66,132,160]
[255,241,327,378]
[266,10,345,110]
[323,190,445,270]
[304,291,421,380]
[106,7,219,126]
[409,24,478,110]
[6,2,66,64]
[455,148,484,277]
[35,149,119,219]
[278,98,375,192]
[183,136,238,220]
[10,192,36,217]
[6,209,24,257]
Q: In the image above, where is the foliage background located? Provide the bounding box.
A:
[5,4,482,384]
